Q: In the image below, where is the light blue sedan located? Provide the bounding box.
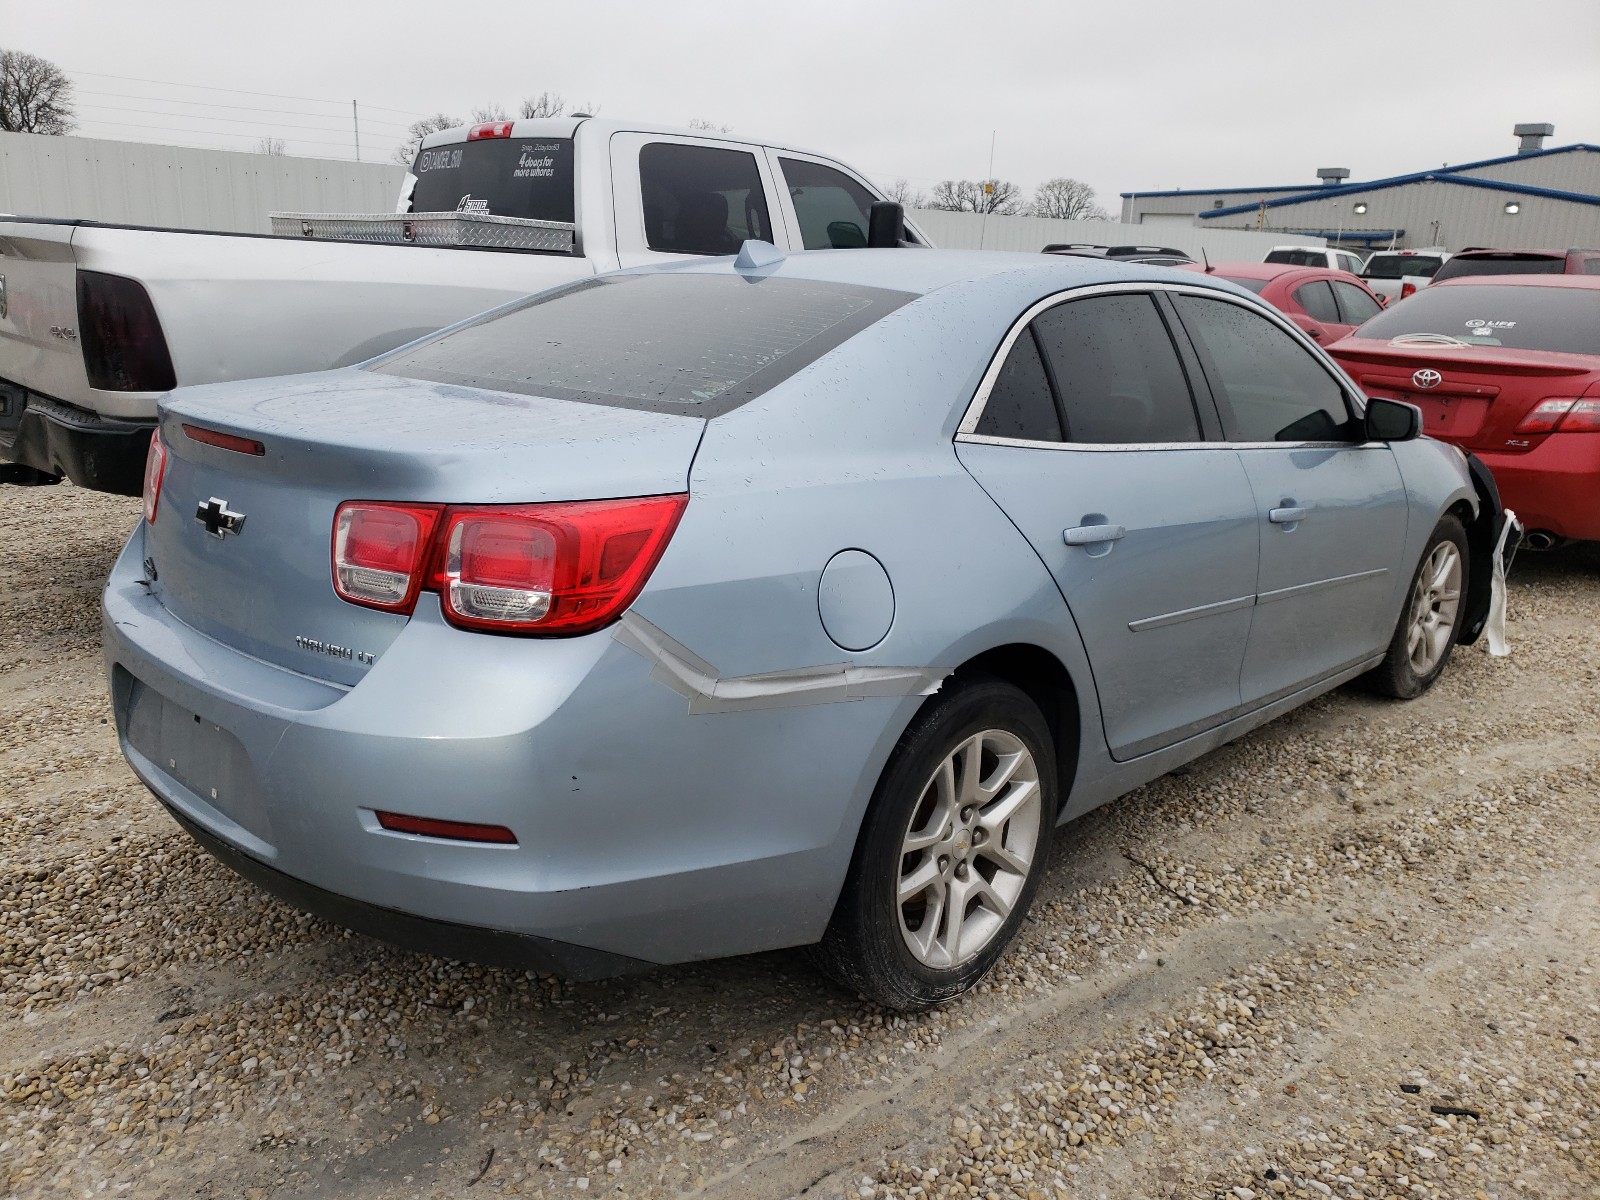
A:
[104,246,1504,1009]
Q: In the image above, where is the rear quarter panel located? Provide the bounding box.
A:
[628,281,1106,901]
[0,221,86,402]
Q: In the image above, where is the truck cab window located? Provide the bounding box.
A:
[778,158,879,249]
[640,143,773,256]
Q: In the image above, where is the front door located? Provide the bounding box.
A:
[956,289,1260,760]
[1170,292,1409,706]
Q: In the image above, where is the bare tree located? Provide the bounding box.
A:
[519,92,565,119]
[393,112,462,164]
[687,117,732,134]
[887,177,928,210]
[929,178,1024,215]
[255,136,287,156]
[0,47,75,134]
[470,103,508,123]
[1030,176,1108,221]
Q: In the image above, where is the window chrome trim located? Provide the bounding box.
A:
[956,280,1371,449]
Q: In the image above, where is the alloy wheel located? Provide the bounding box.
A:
[896,729,1042,969]
[1406,541,1462,674]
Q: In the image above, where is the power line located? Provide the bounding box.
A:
[75,88,412,130]
[72,117,368,154]
[63,67,426,119]
[75,101,408,136]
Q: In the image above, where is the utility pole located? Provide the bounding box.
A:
[353,100,362,162]
[980,129,996,249]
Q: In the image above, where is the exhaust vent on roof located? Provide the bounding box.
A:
[1514,123,1554,154]
[1317,167,1350,186]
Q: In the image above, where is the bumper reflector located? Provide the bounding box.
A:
[375,811,517,844]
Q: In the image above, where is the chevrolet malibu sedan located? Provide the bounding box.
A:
[106,249,1504,1009]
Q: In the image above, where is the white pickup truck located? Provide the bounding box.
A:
[0,117,924,493]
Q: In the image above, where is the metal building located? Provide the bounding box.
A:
[1119,126,1600,253]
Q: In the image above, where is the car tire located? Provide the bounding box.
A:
[810,676,1058,1010]
[1363,513,1470,700]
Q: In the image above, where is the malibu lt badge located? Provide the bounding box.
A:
[195,496,246,539]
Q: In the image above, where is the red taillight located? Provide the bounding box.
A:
[375,811,517,844]
[77,271,177,392]
[1514,399,1600,434]
[182,423,265,456]
[467,121,513,141]
[332,502,443,612]
[142,427,167,524]
[1399,281,1416,301]
[437,495,688,634]
[330,494,687,634]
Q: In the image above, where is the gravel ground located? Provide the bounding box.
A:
[1,482,1596,1200]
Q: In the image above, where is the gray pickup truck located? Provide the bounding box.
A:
[0,117,924,493]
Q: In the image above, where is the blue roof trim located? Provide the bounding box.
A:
[1201,171,1600,219]
[1142,142,1599,206]
[1118,184,1314,199]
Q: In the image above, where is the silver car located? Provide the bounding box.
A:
[104,248,1503,1009]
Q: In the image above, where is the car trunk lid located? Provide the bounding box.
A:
[1333,339,1600,451]
[146,369,704,685]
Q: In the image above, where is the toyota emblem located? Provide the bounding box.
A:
[1411,368,1443,390]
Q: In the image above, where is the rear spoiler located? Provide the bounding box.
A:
[269,211,576,254]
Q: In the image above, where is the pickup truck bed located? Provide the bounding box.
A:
[2,116,922,493]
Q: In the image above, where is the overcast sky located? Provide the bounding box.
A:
[4,0,1596,210]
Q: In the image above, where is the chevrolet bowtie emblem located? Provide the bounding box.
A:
[195,496,246,539]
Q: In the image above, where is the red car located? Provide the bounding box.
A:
[1328,275,1600,547]
[1175,262,1385,345]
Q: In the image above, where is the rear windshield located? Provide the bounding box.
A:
[1352,284,1600,355]
[1265,249,1326,267]
[1218,276,1270,294]
[369,272,913,417]
[409,137,575,223]
[1432,253,1563,281]
[1363,255,1444,279]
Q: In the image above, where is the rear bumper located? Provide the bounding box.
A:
[1474,434,1600,543]
[0,379,152,494]
[101,527,899,970]
[166,803,650,979]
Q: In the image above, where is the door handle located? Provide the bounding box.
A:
[1308,328,1324,340]
[1269,505,1307,524]
[1064,524,1126,546]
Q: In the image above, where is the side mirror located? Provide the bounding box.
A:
[867,201,905,248]
[1365,396,1422,442]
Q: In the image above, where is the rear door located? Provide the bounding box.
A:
[609,133,783,267]
[956,285,1260,761]
[1169,292,1409,706]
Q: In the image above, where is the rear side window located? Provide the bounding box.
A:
[1032,295,1201,444]
[1433,253,1564,280]
[1175,295,1353,442]
[410,138,575,223]
[975,330,1061,442]
[370,273,912,418]
[779,158,878,249]
[1293,280,1341,323]
[640,143,773,255]
[1332,281,1382,325]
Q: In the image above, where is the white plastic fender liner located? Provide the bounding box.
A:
[1484,509,1519,658]
[615,612,947,715]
